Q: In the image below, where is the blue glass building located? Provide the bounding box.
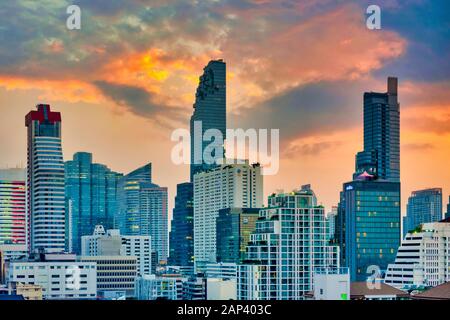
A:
[355,77,400,182]
[168,182,194,266]
[190,59,226,181]
[65,152,122,254]
[117,163,169,264]
[402,188,442,237]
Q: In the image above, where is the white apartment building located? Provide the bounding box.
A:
[193,162,263,270]
[7,253,96,300]
[206,278,237,300]
[81,226,151,276]
[312,268,350,300]
[135,274,186,300]
[205,262,237,279]
[237,185,340,300]
[384,221,450,290]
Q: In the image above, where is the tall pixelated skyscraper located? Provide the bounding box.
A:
[65,152,123,254]
[190,59,226,181]
[25,104,65,253]
[355,77,400,182]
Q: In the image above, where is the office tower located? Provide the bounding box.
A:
[238,185,340,300]
[65,152,122,254]
[117,163,168,264]
[385,220,450,290]
[0,169,26,245]
[8,253,97,300]
[193,162,263,270]
[168,182,194,266]
[445,196,450,219]
[326,206,338,241]
[337,174,401,282]
[190,60,226,181]
[403,188,442,237]
[216,207,260,264]
[355,77,400,182]
[25,104,65,253]
[81,226,152,276]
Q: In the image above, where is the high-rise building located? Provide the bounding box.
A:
[326,206,338,242]
[403,188,442,237]
[168,182,194,267]
[193,162,263,270]
[117,164,168,264]
[25,104,65,253]
[65,152,122,254]
[190,60,226,181]
[385,220,450,290]
[216,207,260,264]
[355,77,400,182]
[81,226,152,276]
[337,174,401,282]
[0,169,26,245]
[238,185,340,300]
[445,196,450,219]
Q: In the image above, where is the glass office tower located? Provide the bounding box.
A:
[65,152,122,254]
[25,104,65,253]
[190,59,226,181]
[402,188,442,237]
[168,182,194,266]
[355,77,400,182]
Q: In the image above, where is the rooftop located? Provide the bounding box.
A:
[412,282,450,300]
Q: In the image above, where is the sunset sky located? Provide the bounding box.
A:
[0,0,449,221]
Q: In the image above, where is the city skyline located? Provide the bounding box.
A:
[0,0,449,224]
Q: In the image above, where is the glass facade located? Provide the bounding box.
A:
[338,179,401,282]
[216,207,260,264]
[403,188,442,237]
[190,60,226,181]
[355,77,400,182]
[65,152,122,254]
[0,169,26,245]
[168,182,194,266]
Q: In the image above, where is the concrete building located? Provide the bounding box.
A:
[80,255,137,298]
[135,274,185,300]
[7,253,96,300]
[384,220,450,290]
[238,185,339,300]
[311,268,350,300]
[193,162,263,270]
[81,226,151,276]
[206,278,236,300]
[205,262,237,279]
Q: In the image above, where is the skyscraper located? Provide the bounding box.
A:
[0,169,26,245]
[402,188,442,237]
[238,185,339,300]
[355,77,400,182]
[338,174,401,282]
[190,59,226,181]
[25,104,65,253]
[65,152,122,254]
[169,182,194,267]
[445,196,450,219]
[117,163,168,264]
[193,162,263,270]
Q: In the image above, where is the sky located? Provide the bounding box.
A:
[0,0,449,223]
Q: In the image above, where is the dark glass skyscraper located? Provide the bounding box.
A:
[190,59,226,181]
[65,152,122,254]
[168,182,194,266]
[402,188,442,237]
[446,196,450,219]
[355,77,400,182]
[117,163,168,264]
[25,104,65,253]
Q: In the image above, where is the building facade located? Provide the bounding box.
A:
[193,162,263,269]
[216,207,260,264]
[384,220,450,290]
[117,163,168,264]
[168,182,194,267]
[190,60,226,181]
[238,185,340,300]
[403,188,442,237]
[337,176,401,282]
[0,169,26,246]
[25,104,66,253]
[65,152,122,254]
[355,77,400,182]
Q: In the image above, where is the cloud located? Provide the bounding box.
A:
[283,140,343,158]
[402,143,435,151]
